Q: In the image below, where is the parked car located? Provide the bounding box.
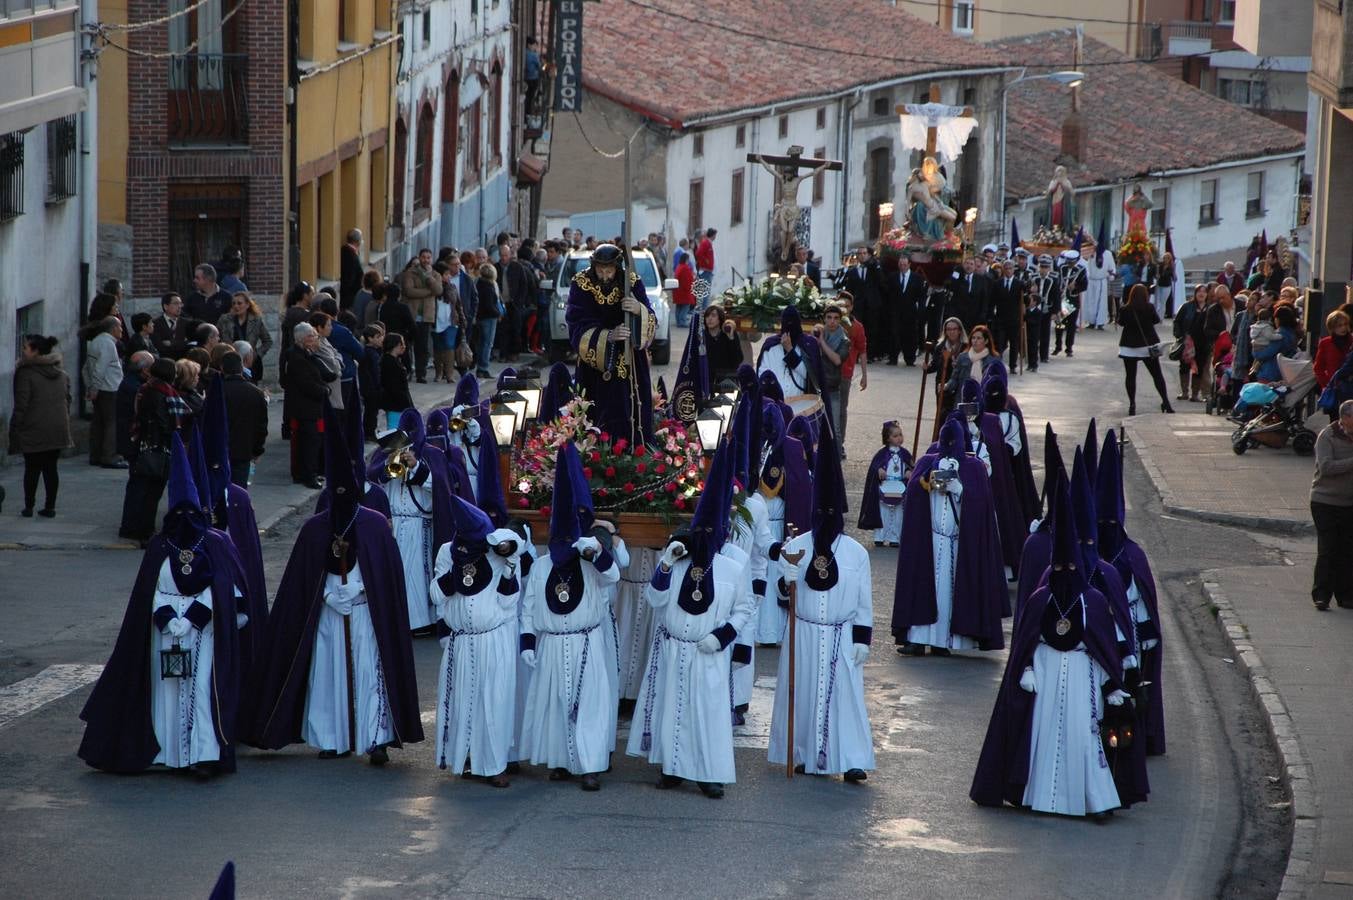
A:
[542,248,676,365]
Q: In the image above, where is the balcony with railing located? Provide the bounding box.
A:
[1136,21,1227,60]
[167,53,249,146]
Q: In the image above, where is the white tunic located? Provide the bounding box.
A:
[907,457,979,651]
[452,413,483,502]
[302,567,396,755]
[387,464,436,630]
[1083,251,1115,327]
[727,492,773,707]
[518,551,621,774]
[509,542,543,763]
[430,544,519,777]
[626,553,754,783]
[1022,616,1121,816]
[874,450,908,545]
[757,344,814,398]
[615,547,658,700]
[599,537,630,747]
[769,533,876,774]
[754,492,789,644]
[150,561,221,768]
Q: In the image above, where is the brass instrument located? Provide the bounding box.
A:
[376,428,412,481]
[445,414,472,432]
[385,453,409,482]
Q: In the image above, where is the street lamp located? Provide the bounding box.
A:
[997,69,1086,234]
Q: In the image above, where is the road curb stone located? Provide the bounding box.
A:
[1202,576,1313,899]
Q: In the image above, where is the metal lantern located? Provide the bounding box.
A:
[504,371,543,423]
[160,642,191,679]
[715,378,739,408]
[705,394,734,440]
[489,394,519,448]
[695,407,724,455]
[499,389,529,435]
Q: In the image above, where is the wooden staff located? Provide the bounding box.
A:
[930,348,952,444]
[337,537,357,754]
[781,525,805,779]
[911,341,934,459]
[1018,288,1027,375]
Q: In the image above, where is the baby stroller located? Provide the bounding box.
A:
[1230,355,1319,455]
[1205,331,1236,416]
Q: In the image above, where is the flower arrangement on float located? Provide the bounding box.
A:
[1117,229,1155,265]
[875,225,965,262]
[721,273,828,331]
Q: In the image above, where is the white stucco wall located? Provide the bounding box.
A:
[0,123,84,443]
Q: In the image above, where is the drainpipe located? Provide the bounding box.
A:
[77,0,98,418]
[837,90,861,266]
[286,0,300,286]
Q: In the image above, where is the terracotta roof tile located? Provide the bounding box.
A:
[582,0,1010,126]
[994,30,1305,200]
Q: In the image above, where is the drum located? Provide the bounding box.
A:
[786,393,830,448]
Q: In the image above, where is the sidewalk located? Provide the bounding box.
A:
[1123,411,1316,532]
[0,379,463,550]
[1125,409,1350,897]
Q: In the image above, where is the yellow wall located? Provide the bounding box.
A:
[96,0,129,225]
[896,0,1136,53]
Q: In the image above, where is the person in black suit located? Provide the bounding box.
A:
[946,256,988,332]
[842,248,884,358]
[151,293,194,360]
[1025,255,1061,370]
[988,260,1024,368]
[884,256,928,366]
[219,352,268,487]
[795,245,822,288]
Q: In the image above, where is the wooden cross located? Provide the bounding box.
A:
[896,82,975,158]
[745,146,844,197]
[747,146,844,264]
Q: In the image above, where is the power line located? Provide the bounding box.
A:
[95,0,217,33]
[93,0,247,59]
[571,111,643,159]
[620,0,1216,70]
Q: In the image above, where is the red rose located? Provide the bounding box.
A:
[674,497,686,510]
[623,482,635,494]
[598,488,609,497]
[600,431,611,443]
[590,451,602,463]
[664,483,677,494]
[605,466,616,477]
[635,462,647,474]
[613,438,628,453]
[644,491,655,501]
[517,497,530,508]
[655,463,667,474]
[583,467,593,479]
[540,505,551,517]
[634,445,647,458]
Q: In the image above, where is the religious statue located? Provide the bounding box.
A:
[1124,184,1153,235]
[755,152,832,262]
[906,156,958,243]
[1045,165,1076,230]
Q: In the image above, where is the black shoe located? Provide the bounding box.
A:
[1028,365,1038,372]
[318,749,339,759]
[580,773,601,791]
[1315,598,1331,611]
[656,773,684,790]
[699,782,725,799]
[416,377,427,384]
[1127,404,1136,417]
[549,767,572,781]
[905,360,916,367]
[793,763,806,774]
[1162,402,1175,414]
[505,761,521,774]
[874,540,883,547]
[844,768,868,783]
[301,478,324,490]
[930,647,952,657]
[886,359,898,366]
[731,709,746,726]
[1065,351,1073,358]
[20,508,33,518]
[897,642,925,656]
[100,461,129,470]
[369,746,389,766]
[38,508,55,518]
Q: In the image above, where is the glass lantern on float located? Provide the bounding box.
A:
[695,406,725,457]
[715,378,739,408]
[489,392,521,448]
[505,369,542,423]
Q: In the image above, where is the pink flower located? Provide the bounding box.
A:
[674,497,687,510]
[600,431,611,443]
[664,483,677,494]
[644,491,656,501]
[517,497,530,508]
[598,488,609,498]
[623,482,635,494]
[590,451,602,463]
[655,463,667,474]
[583,467,593,479]
[635,462,647,474]
[540,505,551,517]
[613,438,628,453]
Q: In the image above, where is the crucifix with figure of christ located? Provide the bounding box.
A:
[748,145,843,265]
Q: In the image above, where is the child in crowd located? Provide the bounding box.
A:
[360,324,385,439]
[380,332,412,430]
[857,420,912,546]
[1248,307,1277,376]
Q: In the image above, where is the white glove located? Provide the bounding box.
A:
[1142,638,1159,651]
[167,617,192,639]
[697,634,721,654]
[1028,517,1042,535]
[850,643,869,666]
[1106,689,1130,706]
[780,560,801,585]
[660,540,686,569]
[520,649,537,668]
[1019,667,1036,694]
[572,536,602,559]
[1122,654,1139,671]
[236,613,250,629]
[439,636,450,650]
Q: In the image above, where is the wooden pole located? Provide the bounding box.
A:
[931,349,952,443]
[781,526,805,779]
[912,341,934,459]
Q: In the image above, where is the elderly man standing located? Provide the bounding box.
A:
[116,351,154,467]
[281,322,335,489]
[400,248,443,383]
[84,316,127,469]
[341,228,365,310]
[1311,400,1353,611]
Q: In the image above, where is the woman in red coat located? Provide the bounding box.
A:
[1314,310,1352,391]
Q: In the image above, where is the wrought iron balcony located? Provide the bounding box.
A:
[1136,20,1224,60]
[167,53,249,146]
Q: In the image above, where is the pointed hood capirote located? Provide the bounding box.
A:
[548,443,592,566]
[202,373,233,504]
[1070,447,1100,575]
[539,362,574,422]
[729,370,762,490]
[163,431,216,595]
[1042,422,1066,517]
[449,494,494,560]
[398,407,426,455]
[980,365,1009,415]
[687,436,735,572]
[1049,475,1087,599]
[323,402,361,538]
[810,428,846,559]
[780,303,804,345]
[938,415,967,459]
[1096,428,1127,562]
[453,373,481,410]
[670,308,710,425]
[1083,417,1099,490]
[187,425,214,515]
[167,430,204,518]
[476,425,509,528]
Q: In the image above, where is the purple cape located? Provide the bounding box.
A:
[857,445,912,530]
[891,453,1008,649]
[565,274,656,447]
[971,413,1029,572]
[221,484,267,679]
[245,509,424,749]
[782,434,812,535]
[969,584,1125,808]
[1108,539,1166,755]
[442,444,476,503]
[1005,405,1040,521]
[78,531,244,773]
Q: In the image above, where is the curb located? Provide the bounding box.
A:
[1120,421,1313,534]
[1200,576,1315,899]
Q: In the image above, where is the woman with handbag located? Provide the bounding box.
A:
[118,357,189,542]
[1117,284,1174,416]
[10,335,73,518]
[1173,284,1209,401]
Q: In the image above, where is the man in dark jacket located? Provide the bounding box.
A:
[948,256,988,332]
[185,264,233,325]
[221,352,268,486]
[843,248,884,357]
[151,293,194,360]
[884,256,928,366]
[116,351,154,464]
[497,242,537,361]
[340,228,365,310]
[281,323,334,488]
[377,282,417,378]
[989,259,1025,367]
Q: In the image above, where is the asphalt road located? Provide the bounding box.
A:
[0,327,1288,898]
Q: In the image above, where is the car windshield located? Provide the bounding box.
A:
[562,255,660,290]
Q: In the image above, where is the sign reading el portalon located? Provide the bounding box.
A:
[554,0,583,112]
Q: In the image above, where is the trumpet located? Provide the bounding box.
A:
[385,454,409,481]
[445,414,472,432]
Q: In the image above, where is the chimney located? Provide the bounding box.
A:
[1060,110,1086,164]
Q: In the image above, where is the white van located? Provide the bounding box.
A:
[542,248,676,365]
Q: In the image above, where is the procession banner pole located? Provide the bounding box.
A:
[931,349,951,443]
[781,525,805,779]
[912,341,933,459]
[1018,291,1027,375]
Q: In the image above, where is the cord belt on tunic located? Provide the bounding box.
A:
[542,623,600,727]
[639,624,703,753]
[793,609,854,770]
[437,618,512,770]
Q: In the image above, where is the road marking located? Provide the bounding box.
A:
[871,818,1013,854]
[0,664,104,730]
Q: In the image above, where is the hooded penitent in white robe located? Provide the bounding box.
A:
[387,470,436,630]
